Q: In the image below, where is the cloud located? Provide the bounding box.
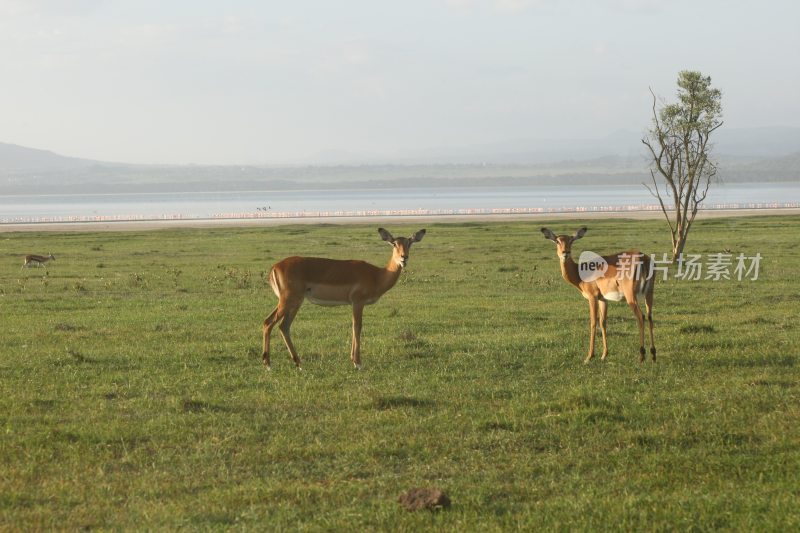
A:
[593,40,609,57]
[607,0,662,14]
[442,0,475,8]
[443,0,661,15]
[442,0,551,14]
[117,22,179,49]
[0,0,104,17]
[220,15,244,35]
[494,0,542,13]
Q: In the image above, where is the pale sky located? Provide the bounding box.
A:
[1,0,798,165]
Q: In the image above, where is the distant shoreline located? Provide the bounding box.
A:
[4,183,797,229]
[2,207,798,233]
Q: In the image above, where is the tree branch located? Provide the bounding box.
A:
[644,170,676,237]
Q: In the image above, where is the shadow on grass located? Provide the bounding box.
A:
[180,398,239,414]
[544,393,627,425]
[397,330,433,359]
[53,349,96,365]
[372,395,435,410]
[680,324,716,334]
[633,430,763,451]
[684,354,796,369]
[480,421,516,432]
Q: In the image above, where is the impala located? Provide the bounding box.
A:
[262,228,426,370]
[541,227,656,363]
[22,253,55,269]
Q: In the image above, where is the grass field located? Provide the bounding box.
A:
[1,216,798,530]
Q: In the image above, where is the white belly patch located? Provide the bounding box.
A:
[303,283,383,307]
[602,291,625,302]
[304,284,351,306]
[305,295,349,306]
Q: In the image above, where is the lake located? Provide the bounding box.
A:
[1,183,798,224]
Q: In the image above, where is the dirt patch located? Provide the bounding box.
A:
[398,488,451,511]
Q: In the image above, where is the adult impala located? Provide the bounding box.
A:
[262,228,426,370]
[541,227,655,363]
[22,253,55,269]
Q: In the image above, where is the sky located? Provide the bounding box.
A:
[1,0,798,165]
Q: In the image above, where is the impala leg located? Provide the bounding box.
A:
[351,304,364,369]
[598,299,609,361]
[278,303,303,369]
[262,306,281,369]
[646,291,656,361]
[628,299,646,363]
[585,298,598,364]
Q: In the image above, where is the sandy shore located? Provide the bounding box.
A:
[1,208,798,233]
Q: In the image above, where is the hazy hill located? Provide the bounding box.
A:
[724,150,800,182]
[1,127,798,194]
[714,127,800,159]
[0,142,99,172]
[306,128,800,165]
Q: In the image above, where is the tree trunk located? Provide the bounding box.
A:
[671,216,689,262]
[673,234,686,261]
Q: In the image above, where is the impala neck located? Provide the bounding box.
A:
[376,251,404,291]
[559,254,583,289]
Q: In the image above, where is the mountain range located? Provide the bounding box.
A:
[1,127,799,194]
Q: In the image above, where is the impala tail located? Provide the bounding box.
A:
[268,266,282,299]
[639,253,655,295]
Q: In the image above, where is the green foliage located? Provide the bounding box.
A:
[662,70,723,133]
[0,218,798,530]
[643,70,725,258]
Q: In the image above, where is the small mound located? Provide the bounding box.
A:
[397,488,451,511]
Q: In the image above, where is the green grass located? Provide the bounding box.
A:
[1,216,798,530]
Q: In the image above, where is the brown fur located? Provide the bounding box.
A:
[262,228,425,370]
[22,253,55,268]
[541,227,656,363]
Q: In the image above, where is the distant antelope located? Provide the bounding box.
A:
[262,228,426,370]
[22,253,56,269]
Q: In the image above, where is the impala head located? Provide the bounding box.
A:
[541,227,587,261]
[48,253,55,261]
[379,228,426,269]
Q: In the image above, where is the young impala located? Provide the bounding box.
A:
[22,253,56,269]
[262,228,426,370]
[541,227,656,363]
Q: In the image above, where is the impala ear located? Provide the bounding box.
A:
[573,227,588,240]
[378,228,395,243]
[540,228,557,242]
[411,229,426,242]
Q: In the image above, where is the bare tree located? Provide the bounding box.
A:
[642,71,723,261]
